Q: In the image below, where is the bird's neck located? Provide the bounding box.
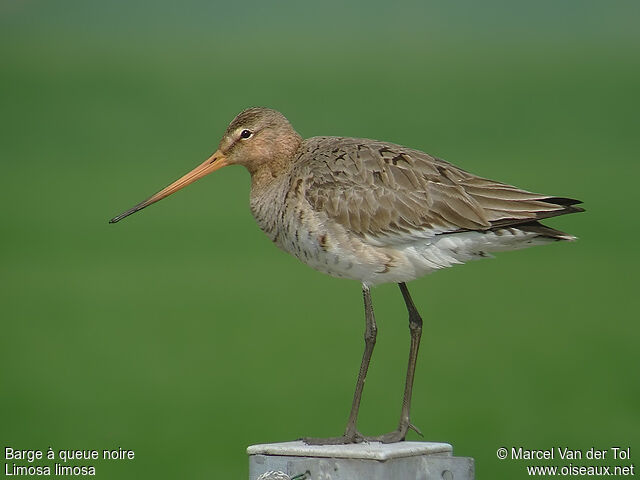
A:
[250,158,290,191]
[247,134,303,188]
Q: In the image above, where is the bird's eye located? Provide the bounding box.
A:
[240,129,252,139]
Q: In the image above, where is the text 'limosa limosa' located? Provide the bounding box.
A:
[110,107,583,444]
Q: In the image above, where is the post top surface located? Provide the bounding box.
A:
[247,441,453,461]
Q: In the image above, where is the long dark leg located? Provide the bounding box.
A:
[303,283,376,444]
[367,282,423,443]
[344,283,377,437]
[397,282,424,434]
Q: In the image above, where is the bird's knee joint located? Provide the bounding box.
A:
[364,327,377,343]
[409,316,423,332]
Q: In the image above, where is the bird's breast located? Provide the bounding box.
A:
[249,175,333,267]
[248,174,418,285]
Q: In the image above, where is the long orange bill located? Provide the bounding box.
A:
[109,150,229,224]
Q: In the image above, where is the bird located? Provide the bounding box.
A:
[110,107,583,445]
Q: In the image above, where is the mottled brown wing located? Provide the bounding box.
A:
[300,137,582,244]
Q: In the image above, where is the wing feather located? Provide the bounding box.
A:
[298,137,582,245]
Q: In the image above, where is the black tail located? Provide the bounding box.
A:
[517,221,577,241]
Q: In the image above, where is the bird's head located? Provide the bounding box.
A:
[109,107,301,224]
[219,107,302,173]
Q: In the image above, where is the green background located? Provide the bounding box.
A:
[1,1,638,478]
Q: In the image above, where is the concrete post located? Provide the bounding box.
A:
[248,441,474,480]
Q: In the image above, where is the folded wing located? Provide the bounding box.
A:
[301,137,583,246]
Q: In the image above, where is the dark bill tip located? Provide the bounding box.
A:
[108,203,149,224]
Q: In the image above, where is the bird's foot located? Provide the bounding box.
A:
[302,428,364,445]
[364,420,423,444]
